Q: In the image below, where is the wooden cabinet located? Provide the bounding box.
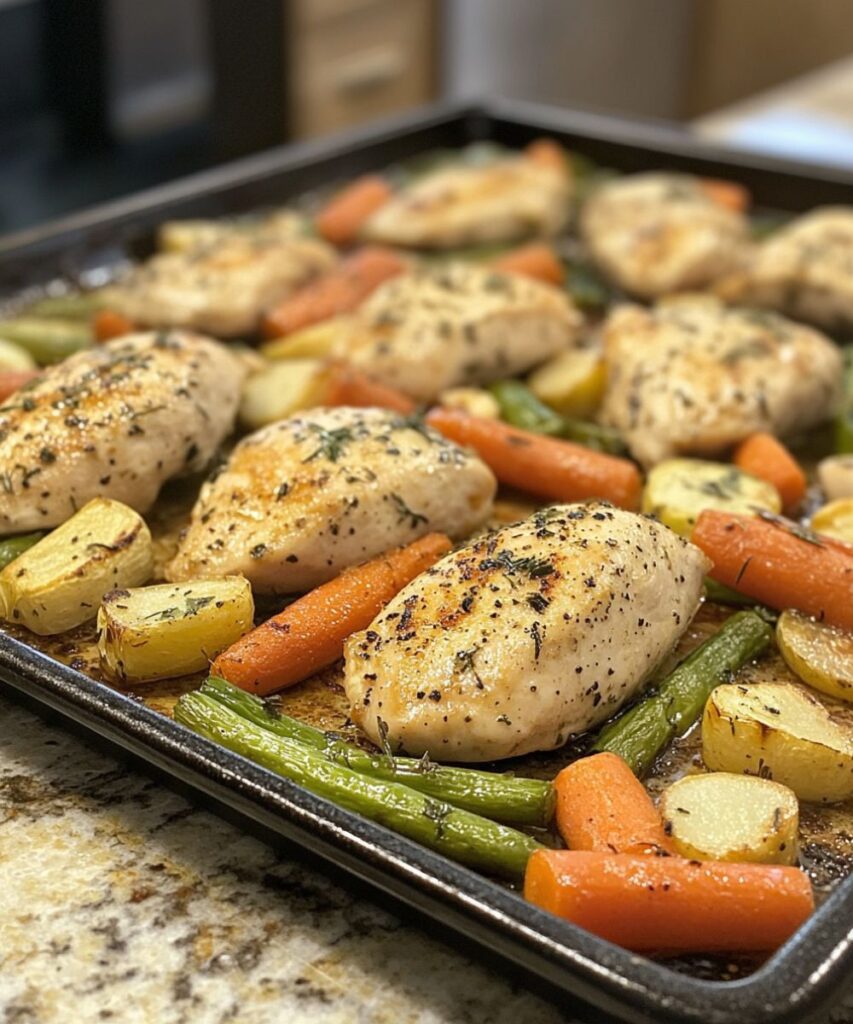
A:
[287,0,436,139]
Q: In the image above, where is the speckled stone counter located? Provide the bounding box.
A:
[2,692,851,1024]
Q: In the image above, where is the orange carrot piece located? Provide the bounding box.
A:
[692,510,853,631]
[0,370,39,402]
[315,175,393,247]
[554,753,676,856]
[492,243,565,286]
[525,138,568,171]
[733,433,806,512]
[262,246,408,338]
[323,361,417,415]
[212,533,451,695]
[93,309,135,342]
[524,850,813,953]
[425,406,642,510]
[698,177,751,213]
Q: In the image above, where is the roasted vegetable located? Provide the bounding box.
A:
[202,676,554,827]
[0,533,44,571]
[527,348,606,419]
[0,317,92,364]
[811,498,853,543]
[438,386,500,420]
[24,291,108,320]
[0,498,153,635]
[642,459,781,537]
[777,609,853,704]
[174,691,543,879]
[238,360,328,430]
[835,346,853,453]
[260,318,347,360]
[0,337,37,372]
[817,455,853,502]
[593,611,773,776]
[660,773,799,865]
[702,681,853,803]
[98,577,254,684]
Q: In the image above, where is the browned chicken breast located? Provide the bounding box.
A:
[344,502,708,762]
[361,152,571,249]
[166,406,496,593]
[334,263,582,402]
[109,228,335,337]
[601,297,843,467]
[0,332,244,534]
[716,207,853,332]
[581,173,749,298]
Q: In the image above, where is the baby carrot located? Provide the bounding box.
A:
[315,175,394,247]
[698,177,751,213]
[525,138,568,171]
[524,850,813,954]
[425,406,642,510]
[0,370,39,402]
[492,243,565,286]
[93,309,135,342]
[212,533,451,695]
[324,361,416,414]
[262,246,407,338]
[692,509,853,630]
[554,753,676,856]
[733,433,806,512]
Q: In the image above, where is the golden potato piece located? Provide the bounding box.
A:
[777,609,853,704]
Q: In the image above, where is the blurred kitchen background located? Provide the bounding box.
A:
[2,0,853,234]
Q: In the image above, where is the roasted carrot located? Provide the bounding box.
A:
[425,406,642,510]
[525,138,568,171]
[93,309,135,342]
[692,510,853,631]
[698,177,750,213]
[323,361,416,415]
[492,243,565,286]
[733,433,806,512]
[315,175,393,246]
[262,247,408,339]
[0,370,39,402]
[524,850,813,953]
[554,753,676,856]
[212,533,452,695]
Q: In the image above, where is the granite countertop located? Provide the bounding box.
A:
[2,693,851,1024]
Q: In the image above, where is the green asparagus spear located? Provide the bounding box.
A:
[0,533,44,571]
[202,676,554,827]
[488,379,626,454]
[24,292,108,320]
[835,347,853,454]
[565,263,611,313]
[592,611,773,776]
[0,318,92,365]
[703,577,756,607]
[175,692,542,879]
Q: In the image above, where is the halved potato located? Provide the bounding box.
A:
[642,458,781,537]
[261,317,349,360]
[0,336,37,372]
[777,609,853,704]
[660,772,799,865]
[811,498,853,543]
[702,681,853,803]
[0,498,153,635]
[817,455,853,502]
[438,386,500,420]
[239,360,329,430]
[527,348,606,419]
[98,576,254,683]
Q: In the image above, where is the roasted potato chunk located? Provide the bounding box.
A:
[777,610,853,704]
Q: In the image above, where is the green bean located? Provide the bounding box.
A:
[0,533,44,571]
[0,318,92,365]
[24,292,107,320]
[703,577,756,607]
[202,676,554,827]
[174,692,542,879]
[592,611,773,776]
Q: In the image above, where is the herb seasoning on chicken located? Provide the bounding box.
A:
[166,406,496,593]
[344,502,709,762]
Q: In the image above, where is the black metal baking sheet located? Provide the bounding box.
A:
[0,100,851,1024]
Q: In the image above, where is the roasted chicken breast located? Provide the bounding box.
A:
[334,263,582,402]
[110,228,335,337]
[0,332,244,534]
[716,207,853,332]
[581,173,748,299]
[361,152,571,249]
[344,502,708,762]
[166,406,496,593]
[601,297,843,467]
